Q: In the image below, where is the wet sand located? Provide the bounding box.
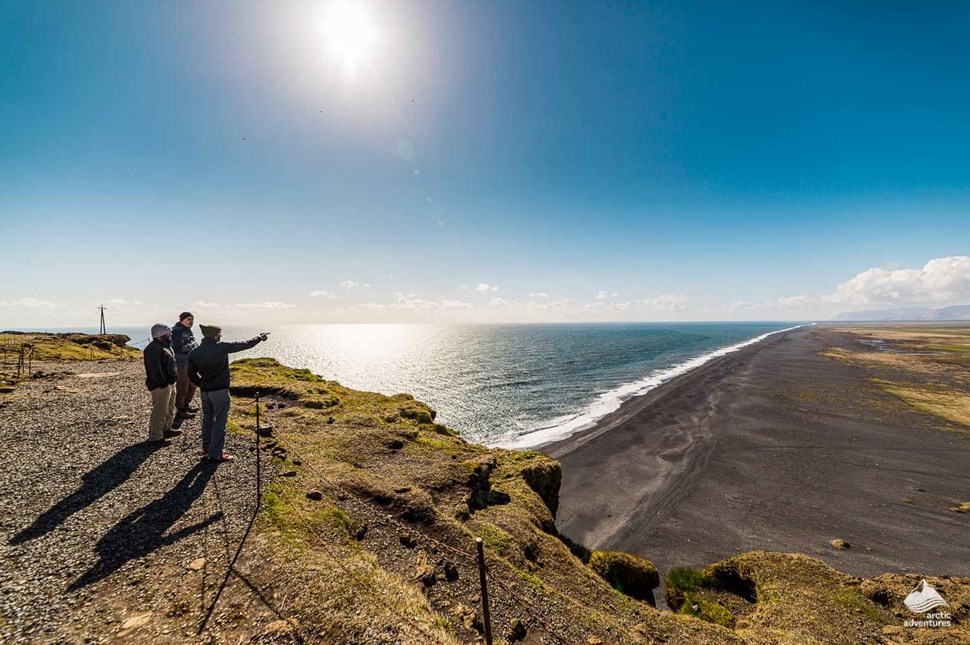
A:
[545,326,970,582]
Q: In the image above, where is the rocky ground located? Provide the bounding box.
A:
[0,360,274,643]
[2,351,968,644]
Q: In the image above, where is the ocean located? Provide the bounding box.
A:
[25,322,799,447]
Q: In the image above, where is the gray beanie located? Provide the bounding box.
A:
[151,323,172,339]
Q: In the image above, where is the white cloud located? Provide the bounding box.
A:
[777,295,812,308]
[340,280,371,289]
[643,293,689,311]
[489,298,509,306]
[310,290,338,299]
[728,300,756,313]
[476,283,499,292]
[0,298,56,308]
[594,290,610,301]
[235,301,297,310]
[356,293,473,312]
[529,292,549,298]
[826,256,970,306]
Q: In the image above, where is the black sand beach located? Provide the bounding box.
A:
[547,326,970,584]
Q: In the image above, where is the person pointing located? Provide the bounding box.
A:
[187,325,268,464]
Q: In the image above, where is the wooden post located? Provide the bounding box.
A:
[475,537,493,645]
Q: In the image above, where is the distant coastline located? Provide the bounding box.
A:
[502,323,808,449]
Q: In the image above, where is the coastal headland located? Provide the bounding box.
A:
[549,325,970,584]
[1,329,968,643]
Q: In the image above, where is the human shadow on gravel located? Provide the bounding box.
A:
[9,442,165,546]
[69,462,222,590]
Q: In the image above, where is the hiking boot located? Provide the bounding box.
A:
[163,429,183,439]
[186,405,200,413]
[176,409,196,419]
[206,454,235,464]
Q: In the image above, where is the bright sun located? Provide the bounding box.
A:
[324,1,377,73]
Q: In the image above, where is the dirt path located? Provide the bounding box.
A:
[0,360,273,643]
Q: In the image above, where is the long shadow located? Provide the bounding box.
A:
[69,462,222,590]
[9,442,164,545]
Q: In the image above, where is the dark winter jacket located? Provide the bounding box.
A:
[143,339,177,391]
[170,322,198,364]
[187,336,264,393]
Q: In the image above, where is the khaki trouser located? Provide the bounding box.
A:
[149,385,177,440]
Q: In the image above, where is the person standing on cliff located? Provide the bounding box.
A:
[171,311,199,420]
[187,325,268,464]
[143,324,183,444]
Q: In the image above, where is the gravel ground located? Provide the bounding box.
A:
[0,360,271,643]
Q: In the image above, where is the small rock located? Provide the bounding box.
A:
[120,611,152,631]
[394,487,412,494]
[282,470,297,477]
[399,532,417,548]
[260,618,301,640]
[507,617,527,641]
[354,523,368,541]
[444,561,459,581]
[414,564,437,587]
[306,490,323,501]
[830,538,851,550]
[188,558,206,571]
[292,459,302,466]
[588,637,604,645]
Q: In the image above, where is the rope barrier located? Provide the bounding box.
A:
[269,478,450,644]
[260,401,578,644]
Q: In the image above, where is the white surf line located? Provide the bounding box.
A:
[500,324,808,449]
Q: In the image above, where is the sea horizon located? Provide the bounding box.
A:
[5,321,804,447]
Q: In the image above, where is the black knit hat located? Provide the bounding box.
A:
[179,311,193,321]
[200,324,222,339]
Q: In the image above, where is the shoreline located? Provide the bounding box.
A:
[503,323,808,449]
[547,325,970,581]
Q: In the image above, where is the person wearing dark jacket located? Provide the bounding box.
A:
[171,311,199,419]
[143,324,183,444]
[187,324,268,463]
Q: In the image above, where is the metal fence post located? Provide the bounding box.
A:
[255,392,261,507]
[475,537,493,645]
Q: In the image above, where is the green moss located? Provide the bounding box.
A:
[831,589,884,622]
[477,523,513,556]
[679,593,735,628]
[515,569,546,591]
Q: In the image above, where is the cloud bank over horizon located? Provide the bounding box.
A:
[3,256,968,328]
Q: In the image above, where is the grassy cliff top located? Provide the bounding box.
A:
[0,332,136,362]
[224,357,970,644]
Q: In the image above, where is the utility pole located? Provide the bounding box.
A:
[98,305,106,335]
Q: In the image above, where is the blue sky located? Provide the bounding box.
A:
[2,0,968,326]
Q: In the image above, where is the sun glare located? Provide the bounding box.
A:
[324,1,377,73]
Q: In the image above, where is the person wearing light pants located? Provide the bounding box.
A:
[142,323,183,443]
[187,324,268,463]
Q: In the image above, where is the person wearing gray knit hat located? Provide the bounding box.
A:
[143,324,182,444]
[151,323,171,339]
